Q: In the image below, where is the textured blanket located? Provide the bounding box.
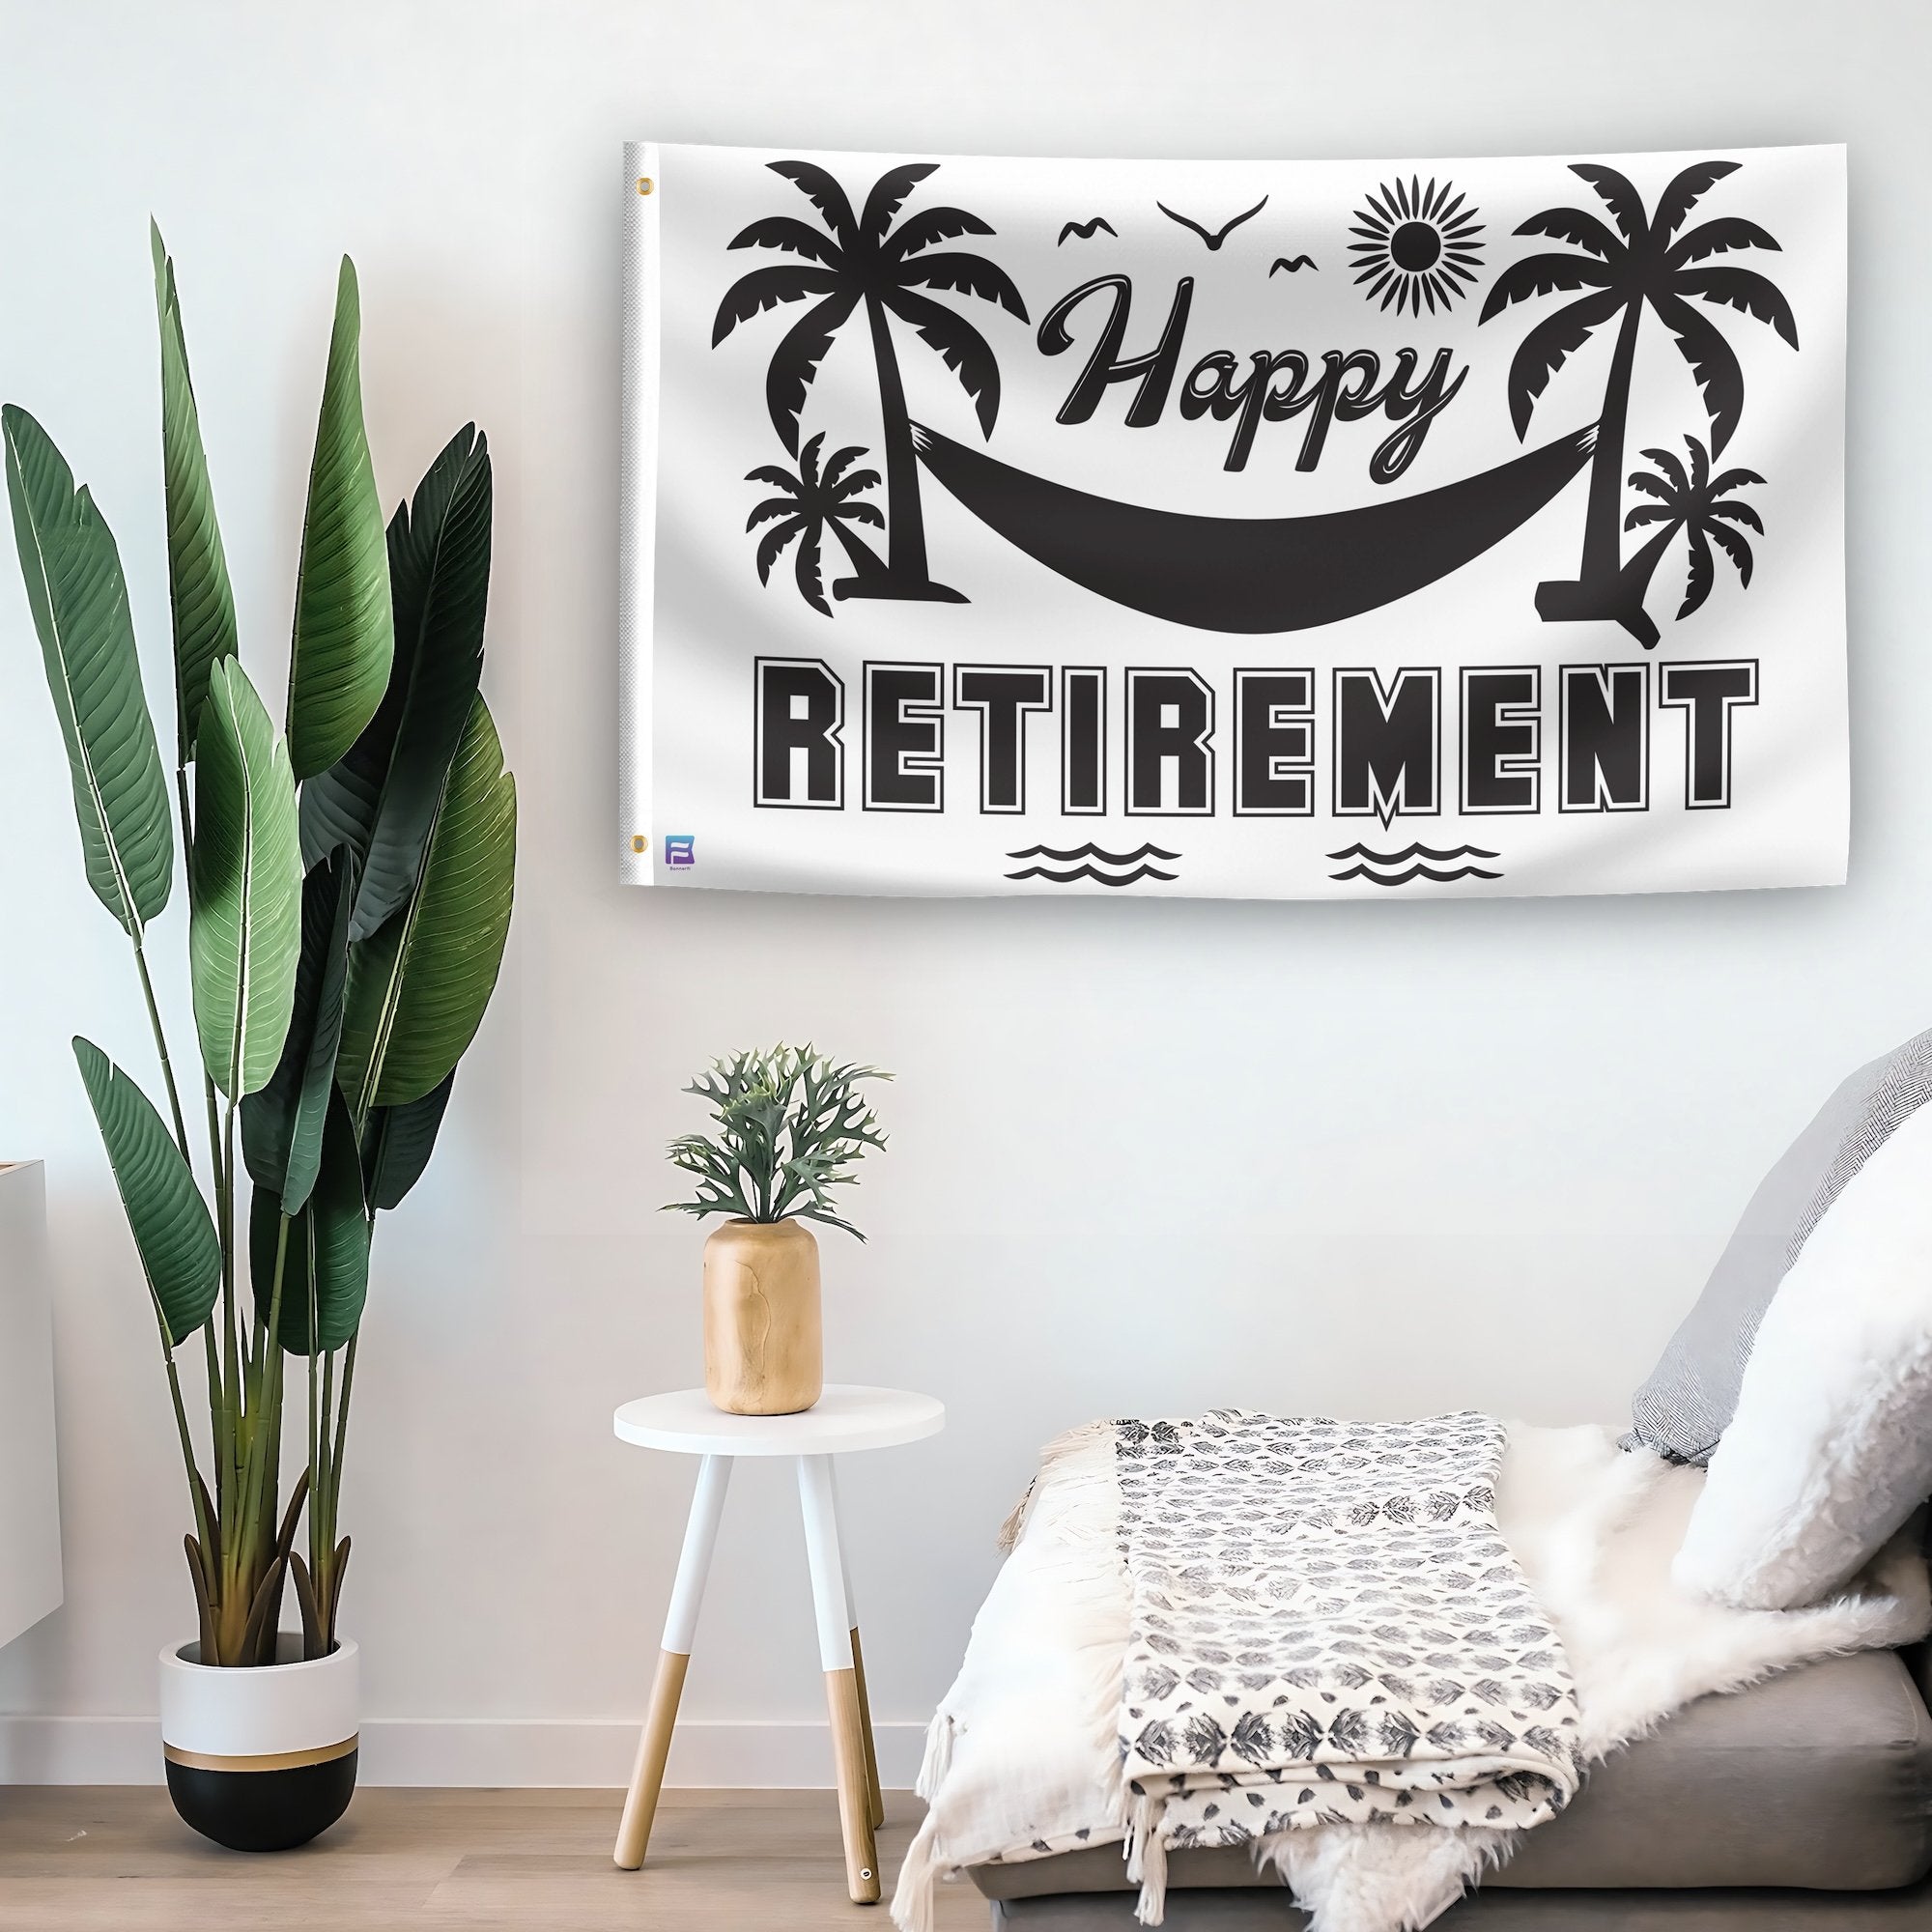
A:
[895,1421,1931,1932]
[1113,1412,1580,1916]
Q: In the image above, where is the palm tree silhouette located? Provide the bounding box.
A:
[713,159,1028,604]
[1614,436,1762,644]
[1479,158,1794,641]
[745,434,886,617]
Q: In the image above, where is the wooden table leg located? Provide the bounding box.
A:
[825,1662,878,1899]
[827,1462,884,1830]
[848,1625,885,1831]
[798,1454,880,1904]
[614,1454,732,1869]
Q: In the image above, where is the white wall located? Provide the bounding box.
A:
[1,0,1928,1786]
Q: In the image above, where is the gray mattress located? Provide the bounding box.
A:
[988,1882,1932,1927]
[970,1649,1932,1920]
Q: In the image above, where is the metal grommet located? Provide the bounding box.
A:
[631,835,647,854]
[637,176,654,196]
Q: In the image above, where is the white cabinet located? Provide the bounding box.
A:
[0,1162,61,1648]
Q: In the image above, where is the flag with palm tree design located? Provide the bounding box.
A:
[623,141,1846,901]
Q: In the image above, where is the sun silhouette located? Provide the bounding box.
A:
[1349,177,1484,316]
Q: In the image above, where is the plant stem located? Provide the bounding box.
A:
[149,757,229,1578]
[199,1075,229,1520]
[242,1215,290,1571]
[330,1334,355,1522]
[307,1332,321,1545]
[314,1346,337,1627]
[220,1097,240,1440]
[322,1332,358,1645]
[202,1321,225,1524]
[216,1097,242,1623]
[130,939,190,1164]
[127,762,227,1641]
[162,1349,213,1563]
[219,1212,288,1662]
[175,764,194,854]
[320,1348,335,1508]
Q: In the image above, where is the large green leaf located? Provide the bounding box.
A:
[4,405,174,936]
[287,258,392,781]
[361,1069,455,1212]
[242,848,354,1212]
[250,1088,369,1355]
[339,695,515,1114]
[189,658,302,1098]
[73,1037,219,1348]
[151,224,238,763]
[300,425,491,940]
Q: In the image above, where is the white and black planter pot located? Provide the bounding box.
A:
[159,1635,358,1852]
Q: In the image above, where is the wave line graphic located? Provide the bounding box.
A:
[1007,841,1179,866]
[1325,842,1499,865]
[1329,862,1504,887]
[1005,863,1179,888]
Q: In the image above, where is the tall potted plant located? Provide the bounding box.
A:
[665,1045,888,1415]
[4,227,515,1851]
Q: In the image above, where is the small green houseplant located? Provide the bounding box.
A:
[5,227,514,1848]
[666,1046,888,1415]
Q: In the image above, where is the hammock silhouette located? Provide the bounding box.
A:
[910,420,1597,635]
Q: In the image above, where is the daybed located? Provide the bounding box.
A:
[906,1026,1932,1932]
[971,1646,1932,1925]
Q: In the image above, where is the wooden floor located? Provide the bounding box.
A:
[0,1786,987,1930]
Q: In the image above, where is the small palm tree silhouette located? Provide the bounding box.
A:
[713,159,1028,604]
[745,435,886,617]
[1480,158,1794,641]
[1615,436,1762,643]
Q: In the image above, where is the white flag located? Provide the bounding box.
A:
[620,141,1846,900]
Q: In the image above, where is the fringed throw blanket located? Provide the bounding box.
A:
[1110,1411,1581,1918]
[896,1419,1932,1932]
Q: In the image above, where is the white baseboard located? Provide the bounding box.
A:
[0,1715,928,1788]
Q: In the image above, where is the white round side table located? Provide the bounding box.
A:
[610,1384,945,1903]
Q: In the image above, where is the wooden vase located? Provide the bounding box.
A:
[702,1218,823,1415]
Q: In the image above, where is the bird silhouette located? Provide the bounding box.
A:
[1057,216,1118,244]
[1156,196,1267,250]
[1269,254,1318,275]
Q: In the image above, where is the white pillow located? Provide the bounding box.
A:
[1673,1098,1932,1610]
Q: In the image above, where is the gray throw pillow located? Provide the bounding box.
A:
[1624,1025,1932,1464]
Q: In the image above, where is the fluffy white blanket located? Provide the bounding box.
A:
[894,1422,1930,1932]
